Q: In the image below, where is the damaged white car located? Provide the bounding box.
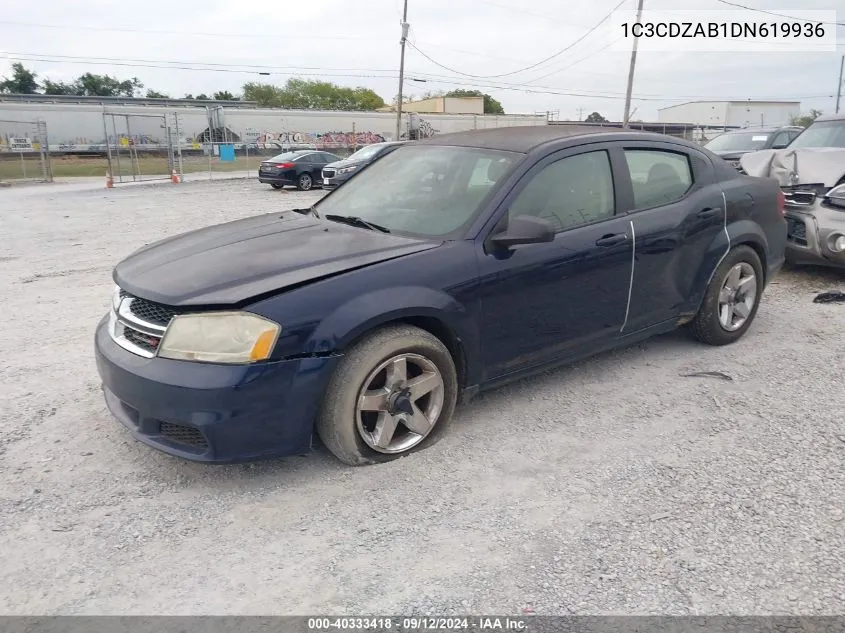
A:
[740,113,845,270]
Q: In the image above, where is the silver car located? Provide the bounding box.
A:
[740,113,845,270]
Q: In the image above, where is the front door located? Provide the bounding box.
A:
[475,145,634,380]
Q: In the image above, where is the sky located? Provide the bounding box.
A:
[1,0,843,121]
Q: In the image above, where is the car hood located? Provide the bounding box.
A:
[325,158,366,169]
[739,147,845,187]
[113,211,439,306]
[711,150,749,159]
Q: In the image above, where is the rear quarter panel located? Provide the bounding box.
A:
[719,166,787,283]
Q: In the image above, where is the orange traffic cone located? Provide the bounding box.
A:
[171,169,180,184]
[105,171,113,188]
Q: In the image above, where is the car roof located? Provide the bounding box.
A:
[716,126,800,135]
[414,125,698,154]
[814,112,845,122]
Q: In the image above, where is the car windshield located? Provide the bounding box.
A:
[315,145,521,238]
[346,144,385,161]
[267,152,299,162]
[787,120,845,148]
[704,131,771,152]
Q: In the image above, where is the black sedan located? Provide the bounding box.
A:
[258,150,342,190]
[322,141,407,190]
[95,126,786,466]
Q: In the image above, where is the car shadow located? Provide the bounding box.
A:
[144,328,703,489]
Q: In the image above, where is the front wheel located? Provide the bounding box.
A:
[690,245,764,346]
[316,325,458,466]
[297,173,313,191]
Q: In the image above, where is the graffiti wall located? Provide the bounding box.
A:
[250,130,387,150]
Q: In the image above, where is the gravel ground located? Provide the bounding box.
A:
[1,178,844,616]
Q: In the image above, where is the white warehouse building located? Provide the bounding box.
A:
[658,100,801,129]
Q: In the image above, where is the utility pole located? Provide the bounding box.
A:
[836,54,844,114]
[394,0,409,142]
[577,107,584,121]
[622,0,644,128]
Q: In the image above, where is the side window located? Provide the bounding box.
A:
[770,132,791,148]
[624,149,692,210]
[507,150,615,233]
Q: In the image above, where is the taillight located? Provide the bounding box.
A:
[276,162,295,168]
[777,190,786,216]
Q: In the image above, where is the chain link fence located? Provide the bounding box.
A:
[0,118,53,184]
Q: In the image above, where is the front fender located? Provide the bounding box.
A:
[305,285,482,382]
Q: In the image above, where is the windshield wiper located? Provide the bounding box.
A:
[324,214,390,233]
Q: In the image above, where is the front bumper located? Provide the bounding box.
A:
[784,203,845,269]
[321,174,352,191]
[94,315,341,463]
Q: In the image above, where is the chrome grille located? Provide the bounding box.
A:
[322,168,336,179]
[109,289,178,358]
[129,298,177,326]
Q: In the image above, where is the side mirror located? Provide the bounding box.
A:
[489,215,555,249]
[771,143,788,150]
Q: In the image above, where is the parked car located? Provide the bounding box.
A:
[321,141,407,190]
[258,150,342,190]
[703,126,804,170]
[739,113,845,270]
[95,126,786,466]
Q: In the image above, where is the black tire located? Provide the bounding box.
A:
[297,173,313,191]
[690,245,764,346]
[316,325,458,466]
[271,183,283,189]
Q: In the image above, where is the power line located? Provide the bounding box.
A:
[0,53,399,80]
[406,0,629,79]
[0,51,397,74]
[0,19,394,41]
[713,0,845,27]
[474,0,594,28]
[4,50,836,103]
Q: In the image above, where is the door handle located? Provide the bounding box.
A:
[595,233,628,247]
[697,207,719,219]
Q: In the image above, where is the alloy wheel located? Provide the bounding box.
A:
[355,353,445,454]
[717,262,757,332]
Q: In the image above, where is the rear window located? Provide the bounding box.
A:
[267,152,298,162]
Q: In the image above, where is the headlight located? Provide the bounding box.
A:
[824,184,845,209]
[337,165,358,175]
[157,312,281,363]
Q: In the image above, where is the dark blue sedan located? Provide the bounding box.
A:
[95,126,787,465]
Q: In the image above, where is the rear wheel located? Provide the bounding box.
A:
[316,325,458,466]
[297,173,313,191]
[690,245,764,346]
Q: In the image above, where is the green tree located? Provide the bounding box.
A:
[213,90,238,100]
[73,73,142,97]
[195,93,210,100]
[42,79,76,95]
[243,79,385,110]
[585,111,608,123]
[790,109,822,128]
[443,89,504,114]
[146,90,170,98]
[0,63,39,94]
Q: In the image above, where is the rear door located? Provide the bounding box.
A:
[618,143,726,333]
